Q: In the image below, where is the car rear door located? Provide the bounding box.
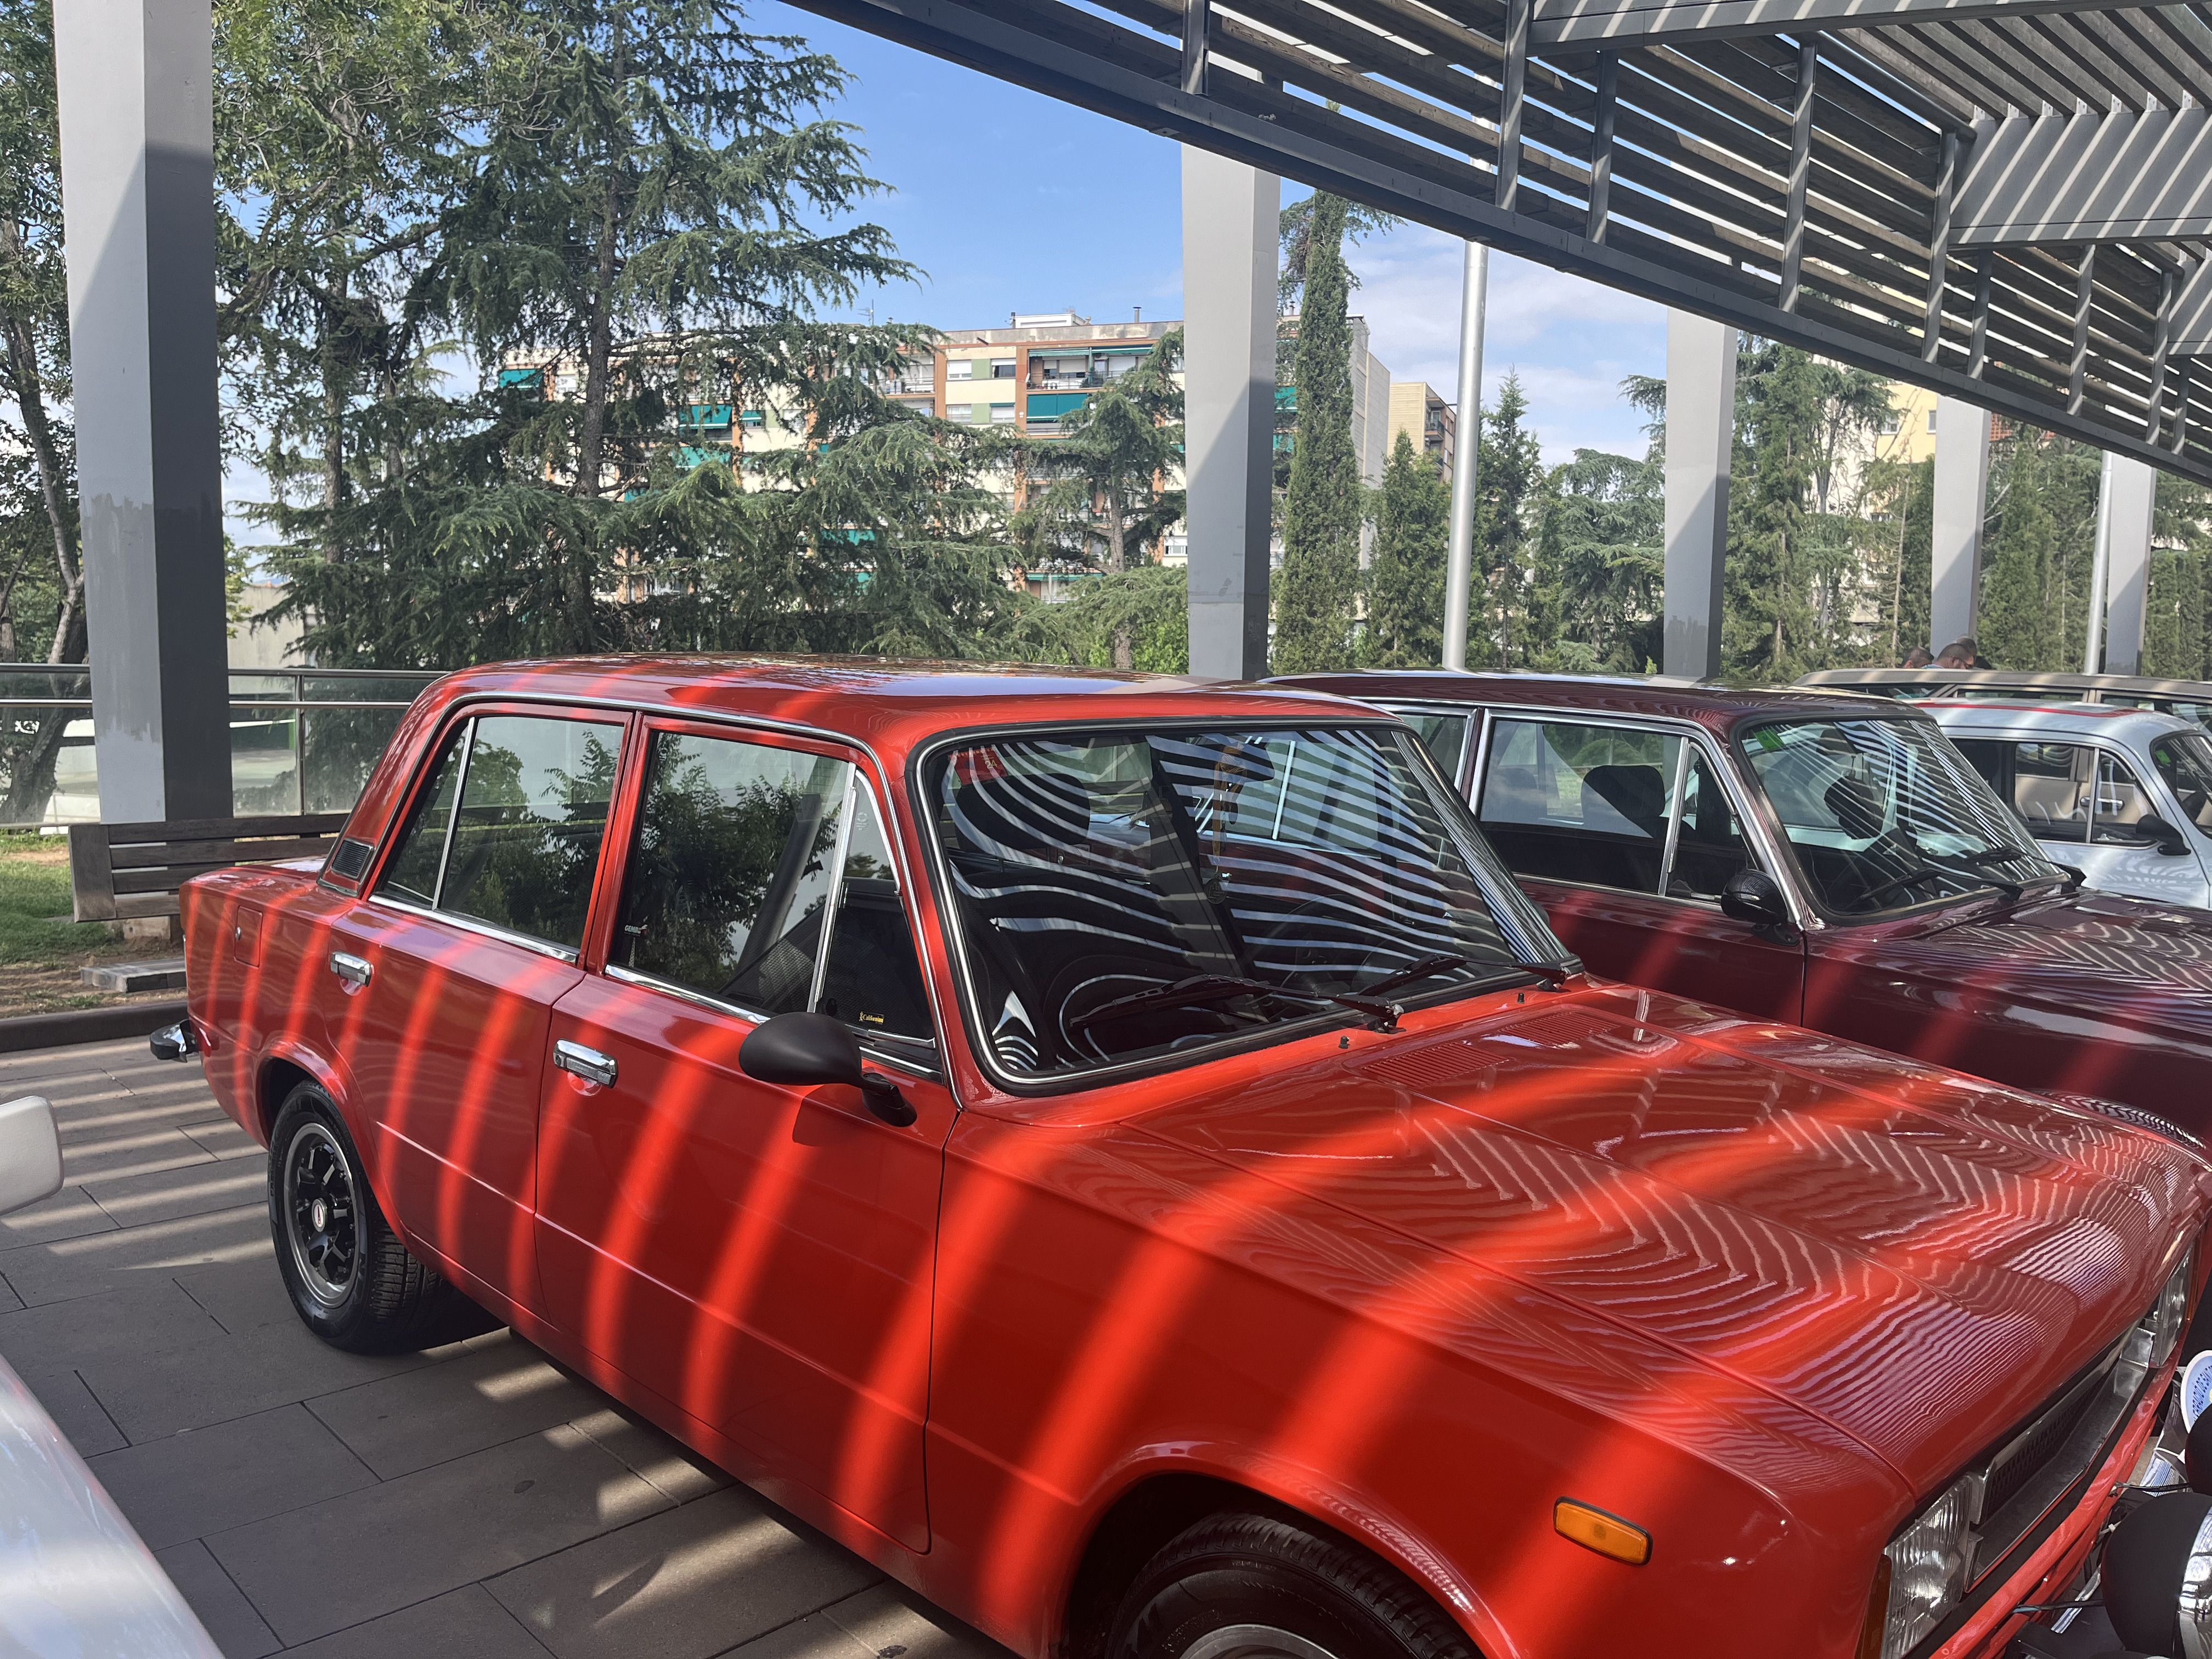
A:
[534,716,950,1552]
[320,704,629,1313]
[1463,710,1807,1021]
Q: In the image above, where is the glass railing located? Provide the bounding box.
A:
[0,665,442,828]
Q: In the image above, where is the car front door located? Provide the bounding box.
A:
[1956,735,2206,905]
[1465,713,1807,1022]
[534,719,950,1551]
[322,706,628,1312]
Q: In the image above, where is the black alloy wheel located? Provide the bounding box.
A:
[265,1080,492,1353]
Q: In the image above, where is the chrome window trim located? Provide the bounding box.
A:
[1368,700,1481,795]
[430,716,475,911]
[364,894,582,964]
[1451,703,1816,932]
[908,714,1569,1099]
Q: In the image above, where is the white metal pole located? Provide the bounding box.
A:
[2084,448,2115,674]
[1443,241,1488,671]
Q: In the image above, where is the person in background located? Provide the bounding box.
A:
[1903,646,1934,669]
[1936,640,1974,669]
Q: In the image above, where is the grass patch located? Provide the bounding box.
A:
[0,832,167,1018]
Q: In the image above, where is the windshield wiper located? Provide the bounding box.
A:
[1856,865,1946,907]
[1066,973,1403,1038]
[1355,953,1468,998]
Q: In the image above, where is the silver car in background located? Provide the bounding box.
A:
[1922,697,2212,909]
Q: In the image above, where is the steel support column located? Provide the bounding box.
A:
[1662,310,1734,680]
[1930,396,1991,652]
[53,0,233,823]
[1181,145,1278,679]
[2100,454,2158,676]
[1443,244,1489,672]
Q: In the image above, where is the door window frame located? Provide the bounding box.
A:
[362,699,639,964]
[585,713,944,1079]
[1955,727,2181,851]
[1430,703,1809,928]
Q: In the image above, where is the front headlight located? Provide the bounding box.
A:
[1872,1471,1982,1659]
[2119,1255,2195,1398]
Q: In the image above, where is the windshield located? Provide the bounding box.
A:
[1739,716,2057,917]
[927,724,1561,1081]
[2153,731,2212,831]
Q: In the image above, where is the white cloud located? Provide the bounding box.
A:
[1348,222,1665,466]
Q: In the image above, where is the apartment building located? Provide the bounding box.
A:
[1387,381,1455,472]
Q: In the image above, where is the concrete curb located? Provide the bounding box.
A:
[0,1000,186,1056]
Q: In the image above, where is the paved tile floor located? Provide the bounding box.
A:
[0,1037,1008,1659]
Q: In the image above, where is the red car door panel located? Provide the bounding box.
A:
[536,979,950,1549]
[534,719,949,1551]
[1528,879,1807,1024]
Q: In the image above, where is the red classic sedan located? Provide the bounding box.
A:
[171,658,2212,1659]
[1279,670,2212,1152]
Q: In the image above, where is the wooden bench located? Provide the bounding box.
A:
[67,812,350,924]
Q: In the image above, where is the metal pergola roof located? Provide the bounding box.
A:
[791,0,2212,483]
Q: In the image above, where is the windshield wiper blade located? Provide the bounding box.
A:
[1067,973,1402,1037]
[1513,958,1573,989]
[1355,953,1468,998]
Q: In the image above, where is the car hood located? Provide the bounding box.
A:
[1871,887,2212,1043]
[1128,980,2210,1497]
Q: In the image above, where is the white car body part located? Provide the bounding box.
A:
[0,1093,223,1659]
[1922,701,2212,909]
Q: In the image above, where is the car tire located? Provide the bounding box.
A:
[266,1081,487,1353]
[1108,1511,1480,1659]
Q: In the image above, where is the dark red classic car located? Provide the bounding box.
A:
[169,658,2212,1659]
[1280,671,2212,1147]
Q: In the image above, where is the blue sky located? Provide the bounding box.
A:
[757,0,1668,465]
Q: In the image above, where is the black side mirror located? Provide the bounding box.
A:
[2137,813,2192,857]
[1719,868,1792,930]
[739,1011,916,1127]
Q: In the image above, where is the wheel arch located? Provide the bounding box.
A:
[1053,1452,1509,1659]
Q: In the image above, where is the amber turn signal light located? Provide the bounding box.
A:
[1553,1498,1651,1565]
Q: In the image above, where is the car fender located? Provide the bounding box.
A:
[1063,1438,1519,1659]
[254,1039,405,1223]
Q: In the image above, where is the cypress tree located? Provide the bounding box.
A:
[1363,431,1449,666]
[1978,431,2059,669]
[1476,374,1544,666]
[1271,193,1361,673]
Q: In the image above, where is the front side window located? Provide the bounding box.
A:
[612,731,933,1046]
[2152,732,2212,831]
[1739,716,2052,917]
[2092,750,2159,845]
[1388,709,1469,784]
[374,714,623,952]
[928,724,1556,1081]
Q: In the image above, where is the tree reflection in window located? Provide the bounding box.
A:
[438,716,625,951]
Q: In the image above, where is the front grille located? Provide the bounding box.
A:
[1969,1322,2146,1583]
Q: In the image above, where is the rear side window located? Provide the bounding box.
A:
[2003,740,2090,843]
[1477,720,1677,894]
[374,713,624,952]
[612,730,933,1046]
[1392,710,1469,783]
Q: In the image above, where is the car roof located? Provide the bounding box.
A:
[1917,698,2203,743]
[419,655,1376,753]
[1269,669,1905,735]
[1803,667,2212,700]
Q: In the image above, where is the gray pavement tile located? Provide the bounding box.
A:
[0,1183,117,1248]
[0,1278,224,1374]
[180,1119,261,1159]
[0,1201,267,1307]
[278,1585,553,1659]
[74,1315,437,1442]
[151,1539,282,1659]
[171,1255,299,1337]
[57,1124,219,1183]
[54,1094,236,1141]
[82,1160,267,1228]
[207,1421,673,1646]
[0,1270,19,1316]
[486,1485,878,1659]
[568,1406,733,1505]
[715,1607,879,1659]
[820,1581,1007,1659]
[17,1365,128,1455]
[307,1333,603,1479]
[90,1402,379,1550]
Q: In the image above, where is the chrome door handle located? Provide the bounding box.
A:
[554,1040,618,1088]
[329,951,373,988]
